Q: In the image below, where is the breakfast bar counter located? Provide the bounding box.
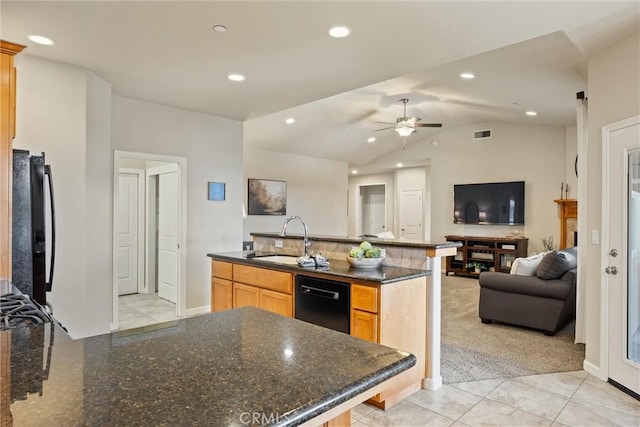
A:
[207,251,430,284]
[2,307,415,426]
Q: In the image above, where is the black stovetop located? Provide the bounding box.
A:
[0,281,52,330]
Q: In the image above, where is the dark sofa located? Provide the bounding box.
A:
[478,247,578,335]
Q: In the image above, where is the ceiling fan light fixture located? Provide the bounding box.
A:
[395,126,415,137]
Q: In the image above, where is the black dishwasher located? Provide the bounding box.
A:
[295,275,350,334]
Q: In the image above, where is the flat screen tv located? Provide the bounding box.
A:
[453,181,525,225]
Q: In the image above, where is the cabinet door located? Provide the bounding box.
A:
[260,289,293,318]
[211,277,233,312]
[233,282,260,308]
[351,310,378,343]
[212,260,233,280]
[351,284,378,313]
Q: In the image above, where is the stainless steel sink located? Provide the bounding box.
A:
[254,255,299,265]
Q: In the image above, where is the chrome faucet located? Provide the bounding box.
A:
[279,216,311,257]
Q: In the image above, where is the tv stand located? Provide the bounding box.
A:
[445,235,528,277]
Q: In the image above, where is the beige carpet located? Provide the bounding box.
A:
[441,274,585,384]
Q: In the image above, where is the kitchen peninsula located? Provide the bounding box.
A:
[209,233,460,406]
[2,306,415,426]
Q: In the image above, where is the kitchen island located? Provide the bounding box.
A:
[2,306,415,426]
[213,234,459,396]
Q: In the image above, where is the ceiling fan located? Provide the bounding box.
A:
[375,98,443,149]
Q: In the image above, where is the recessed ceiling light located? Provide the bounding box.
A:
[327,25,351,38]
[525,111,538,116]
[352,170,358,174]
[27,34,55,46]
[213,25,227,33]
[396,163,403,168]
[460,72,475,79]
[367,137,376,143]
[227,74,245,82]
[285,118,295,125]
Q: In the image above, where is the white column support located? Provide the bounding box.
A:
[423,247,456,390]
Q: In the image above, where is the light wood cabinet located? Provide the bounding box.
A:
[0,40,25,280]
[350,278,426,409]
[259,288,293,317]
[233,282,260,308]
[351,310,378,342]
[210,259,294,317]
[212,277,233,312]
[351,283,379,343]
[211,261,234,312]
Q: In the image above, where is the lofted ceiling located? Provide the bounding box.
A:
[2,1,639,173]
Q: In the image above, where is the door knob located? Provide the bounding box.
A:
[605,266,618,275]
[609,249,618,257]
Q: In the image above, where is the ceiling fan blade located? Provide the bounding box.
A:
[375,126,397,131]
[414,123,443,128]
[374,121,396,125]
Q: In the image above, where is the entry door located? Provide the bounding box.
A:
[605,116,639,394]
[117,172,142,296]
[370,194,385,234]
[399,188,423,241]
[158,170,179,303]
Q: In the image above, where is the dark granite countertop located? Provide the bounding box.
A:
[4,307,415,426]
[207,251,430,284]
[250,232,462,250]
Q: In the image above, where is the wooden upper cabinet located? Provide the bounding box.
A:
[1,40,25,280]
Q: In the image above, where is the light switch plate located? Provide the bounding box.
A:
[591,230,599,245]
[275,240,283,248]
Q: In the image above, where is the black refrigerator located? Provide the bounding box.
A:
[12,149,55,306]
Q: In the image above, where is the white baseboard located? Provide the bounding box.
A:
[109,322,118,331]
[184,305,211,317]
[583,360,607,381]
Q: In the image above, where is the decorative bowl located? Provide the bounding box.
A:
[346,256,384,269]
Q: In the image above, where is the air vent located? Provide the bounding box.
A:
[473,129,492,140]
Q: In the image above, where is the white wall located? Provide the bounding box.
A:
[243,148,348,240]
[112,96,243,310]
[14,55,112,338]
[565,126,578,199]
[401,121,566,254]
[584,32,640,372]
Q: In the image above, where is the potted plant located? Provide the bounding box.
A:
[466,262,485,274]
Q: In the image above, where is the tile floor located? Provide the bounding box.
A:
[118,292,179,330]
[352,371,640,426]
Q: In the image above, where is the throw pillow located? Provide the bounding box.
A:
[510,252,546,276]
[536,249,578,280]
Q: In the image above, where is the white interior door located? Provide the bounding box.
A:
[370,194,386,234]
[399,188,423,241]
[158,169,179,303]
[117,172,141,296]
[605,116,639,395]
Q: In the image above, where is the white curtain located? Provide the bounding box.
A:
[575,96,588,344]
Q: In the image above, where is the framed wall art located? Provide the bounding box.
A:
[208,182,226,201]
[247,178,286,215]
